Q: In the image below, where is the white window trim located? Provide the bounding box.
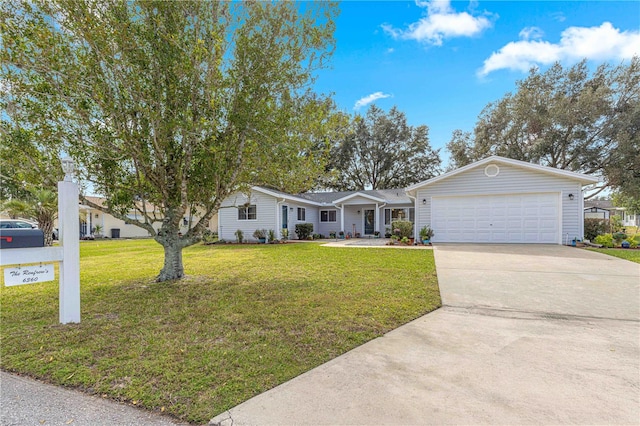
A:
[238,205,257,221]
[384,207,415,226]
[320,209,337,223]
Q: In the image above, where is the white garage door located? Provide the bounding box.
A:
[432,193,559,243]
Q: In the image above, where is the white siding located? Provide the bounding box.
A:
[218,190,277,241]
[317,209,340,236]
[414,162,584,244]
[287,203,319,239]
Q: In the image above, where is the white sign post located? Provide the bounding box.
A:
[58,158,81,324]
[0,157,81,324]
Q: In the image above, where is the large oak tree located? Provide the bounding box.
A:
[2,0,338,281]
[321,105,441,191]
[447,58,640,199]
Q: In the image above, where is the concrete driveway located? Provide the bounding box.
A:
[211,245,640,425]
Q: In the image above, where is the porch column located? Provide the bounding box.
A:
[340,204,344,232]
[375,203,379,234]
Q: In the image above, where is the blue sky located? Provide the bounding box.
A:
[314,1,640,164]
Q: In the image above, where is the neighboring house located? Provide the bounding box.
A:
[220,156,599,244]
[80,196,218,238]
[583,200,639,227]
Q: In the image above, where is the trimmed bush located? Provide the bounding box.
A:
[391,220,413,239]
[612,232,627,245]
[594,234,614,248]
[295,223,314,240]
[584,218,607,241]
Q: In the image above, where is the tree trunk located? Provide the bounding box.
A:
[157,237,185,282]
[40,220,54,247]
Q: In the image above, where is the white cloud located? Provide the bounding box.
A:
[479,22,640,76]
[382,0,494,46]
[354,92,392,110]
[519,26,544,41]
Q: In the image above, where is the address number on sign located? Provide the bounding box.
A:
[4,264,55,286]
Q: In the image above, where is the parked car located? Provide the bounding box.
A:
[0,219,38,229]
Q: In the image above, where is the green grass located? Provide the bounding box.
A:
[588,248,640,264]
[1,240,440,424]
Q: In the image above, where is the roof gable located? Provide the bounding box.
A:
[406,156,599,193]
[332,192,386,204]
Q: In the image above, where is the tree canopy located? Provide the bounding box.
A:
[447,58,640,199]
[1,0,338,280]
[320,105,441,191]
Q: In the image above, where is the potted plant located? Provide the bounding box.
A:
[93,224,103,238]
[419,226,434,245]
[373,231,380,238]
[329,231,336,239]
[267,229,276,243]
[253,228,267,243]
[234,229,244,243]
[338,231,345,239]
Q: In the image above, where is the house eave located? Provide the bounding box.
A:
[251,186,324,207]
[406,155,600,195]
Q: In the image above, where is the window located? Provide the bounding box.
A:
[384,208,415,225]
[238,205,257,220]
[320,210,337,222]
[297,207,306,221]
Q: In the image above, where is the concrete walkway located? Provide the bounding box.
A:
[210,244,640,425]
[322,238,431,249]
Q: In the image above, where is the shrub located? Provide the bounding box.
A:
[584,218,607,241]
[202,230,218,243]
[391,220,413,239]
[234,229,244,243]
[295,223,313,240]
[312,233,324,240]
[612,232,627,245]
[281,228,289,240]
[610,215,624,233]
[267,229,276,242]
[419,226,434,240]
[252,229,267,241]
[594,234,614,248]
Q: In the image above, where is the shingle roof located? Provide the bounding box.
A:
[584,200,620,210]
[296,188,411,204]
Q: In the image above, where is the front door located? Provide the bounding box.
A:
[364,209,375,235]
[282,205,288,230]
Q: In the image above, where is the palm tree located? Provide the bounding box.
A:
[1,189,58,246]
[1,199,31,219]
[32,189,58,246]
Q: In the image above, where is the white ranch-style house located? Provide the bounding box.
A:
[219,156,599,244]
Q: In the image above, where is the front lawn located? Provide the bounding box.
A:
[588,248,640,264]
[1,240,440,424]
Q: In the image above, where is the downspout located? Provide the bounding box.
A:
[407,193,417,240]
[334,203,344,233]
[276,198,286,239]
[378,203,387,235]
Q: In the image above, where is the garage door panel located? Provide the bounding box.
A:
[432,193,559,244]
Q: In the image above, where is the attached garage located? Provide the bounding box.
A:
[407,156,599,244]
[432,193,559,243]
